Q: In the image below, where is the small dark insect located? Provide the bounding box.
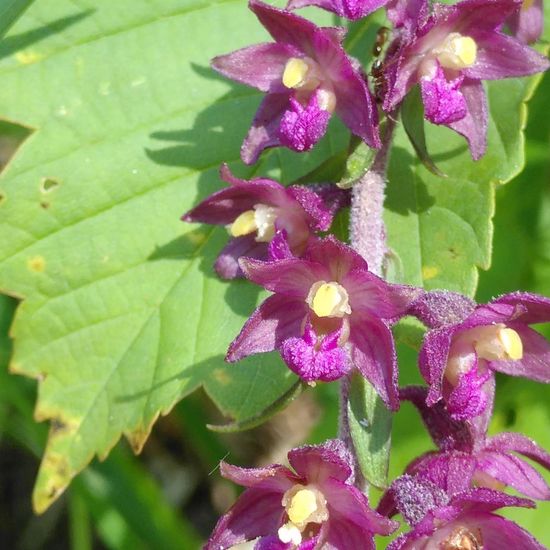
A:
[370,58,387,103]
[369,27,393,103]
[372,26,390,58]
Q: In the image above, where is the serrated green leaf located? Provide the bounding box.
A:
[0,0,344,512]
[208,379,305,433]
[347,371,392,488]
[385,72,542,296]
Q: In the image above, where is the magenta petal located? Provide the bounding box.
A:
[220,462,295,491]
[286,185,333,232]
[215,236,269,279]
[182,180,287,226]
[476,451,550,500]
[412,453,476,496]
[279,93,331,153]
[489,325,550,382]
[466,31,550,81]
[344,270,419,320]
[451,487,534,513]
[408,290,476,329]
[386,0,428,31]
[287,0,390,20]
[255,536,292,550]
[445,360,492,421]
[464,301,518,326]
[249,0,318,54]
[226,294,307,362]
[288,439,353,483]
[420,67,467,125]
[211,43,300,92]
[350,316,399,410]
[389,475,449,526]
[206,487,286,549]
[491,291,550,324]
[268,230,295,261]
[470,374,496,443]
[508,0,543,44]
[281,323,350,382]
[332,62,381,149]
[458,512,545,549]
[486,432,550,470]
[447,78,487,161]
[241,93,290,165]
[418,327,456,406]
[240,257,327,297]
[322,478,398,536]
[443,0,521,31]
[305,235,368,279]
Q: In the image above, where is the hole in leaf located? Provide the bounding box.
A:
[40,177,61,193]
[0,119,33,173]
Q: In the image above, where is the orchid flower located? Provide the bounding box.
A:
[383,476,545,549]
[211,0,380,164]
[412,291,550,420]
[382,0,549,159]
[206,440,396,549]
[183,164,346,279]
[227,236,419,409]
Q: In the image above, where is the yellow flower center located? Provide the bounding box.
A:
[445,323,523,385]
[306,281,351,318]
[279,485,328,546]
[473,324,523,361]
[287,489,318,525]
[283,57,311,89]
[229,204,277,242]
[522,0,535,10]
[230,210,256,237]
[436,33,478,70]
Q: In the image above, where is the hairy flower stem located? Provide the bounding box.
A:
[339,115,398,490]
[349,115,396,276]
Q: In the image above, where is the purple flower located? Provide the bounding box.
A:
[226,236,419,408]
[508,0,544,44]
[415,291,550,420]
[383,476,544,549]
[206,440,397,549]
[381,0,550,159]
[183,164,345,279]
[398,386,550,501]
[211,0,380,164]
[285,0,389,20]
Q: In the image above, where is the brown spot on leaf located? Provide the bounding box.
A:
[40,200,50,209]
[51,419,67,433]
